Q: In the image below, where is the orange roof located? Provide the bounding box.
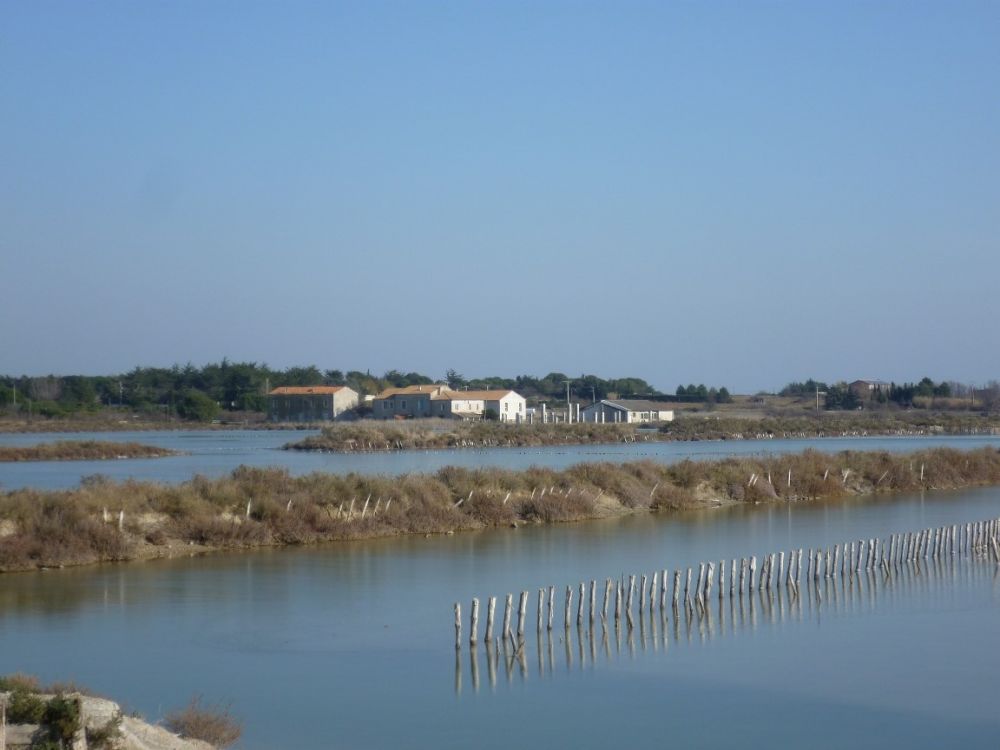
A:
[432,389,516,401]
[269,386,345,395]
[376,384,450,398]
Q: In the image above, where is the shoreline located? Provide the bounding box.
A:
[2,446,999,574]
[0,440,179,463]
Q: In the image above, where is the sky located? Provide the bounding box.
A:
[2,1,999,393]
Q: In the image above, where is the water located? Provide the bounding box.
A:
[2,430,1000,490]
[1,485,999,748]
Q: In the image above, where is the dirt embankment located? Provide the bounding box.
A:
[2,447,999,573]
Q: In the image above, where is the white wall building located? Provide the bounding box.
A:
[581,399,674,424]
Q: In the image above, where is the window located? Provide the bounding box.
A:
[401,400,407,408]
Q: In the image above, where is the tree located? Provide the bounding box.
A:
[717,387,732,404]
[445,369,466,389]
[177,390,219,422]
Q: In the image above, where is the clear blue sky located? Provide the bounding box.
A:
[2,1,998,392]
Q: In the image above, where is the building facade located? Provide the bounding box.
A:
[581,399,675,424]
[371,385,527,422]
[267,386,359,422]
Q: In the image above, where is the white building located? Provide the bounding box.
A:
[432,390,527,422]
[581,399,674,424]
[371,386,527,422]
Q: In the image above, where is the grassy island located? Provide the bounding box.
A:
[2,447,999,572]
[0,440,178,462]
[285,414,1000,453]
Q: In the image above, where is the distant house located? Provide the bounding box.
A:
[581,399,675,424]
[372,385,527,422]
[848,380,891,399]
[371,384,452,420]
[267,386,359,422]
[431,389,527,422]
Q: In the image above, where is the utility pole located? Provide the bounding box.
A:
[563,380,572,424]
[815,386,827,412]
[591,386,596,404]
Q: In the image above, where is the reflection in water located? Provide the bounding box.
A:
[455,553,1000,696]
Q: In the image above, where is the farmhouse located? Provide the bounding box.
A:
[372,385,527,422]
[849,380,891,399]
[267,386,359,422]
[432,389,527,422]
[371,384,452,419]
[581,399,674,424]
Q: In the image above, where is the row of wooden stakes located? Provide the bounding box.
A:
[454,514,1000,649]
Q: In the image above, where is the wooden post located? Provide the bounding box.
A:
[684,567,692,604]
[738,558,747,594]
[470,598,479,645]
[564,586,573,630]
[640,575,648,613]
[590,580,597,623]
[661,569,668,610]
[603,578,612,621]
[547,586,555,631]
[729,559,737,597]
[486,596,496,641]
[695,564,705,605]
[503,594,513,639]
[455,603,462,649]
[118,509,125,531]
[626,575,636,626]
[718,561,725,601]
[615,580,622,625]
[748,557,757,591]
[672,570,681,609]
[777,552,785,588]
[705,562,715,600]
[537,589,544,631]
[517,591,528,639]
[577,583,585,626]
[649,572,658,611]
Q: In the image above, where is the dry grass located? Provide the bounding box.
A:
[164,695,242,749]
[2,448,999,572]
[286,419,641,452]
[0,440,177,462]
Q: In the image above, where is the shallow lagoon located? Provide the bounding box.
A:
[1,430,999,490]
[1,484,999,748]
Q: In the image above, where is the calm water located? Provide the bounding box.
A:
[1,486,999,748]
[2,430,1000,490]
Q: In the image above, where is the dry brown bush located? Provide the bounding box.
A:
[164,695,241,749]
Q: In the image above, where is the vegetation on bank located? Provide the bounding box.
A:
[285,420,641,452]
[0,673,240,749]
[659,412,1000,440]
[285,413,1000,454]
[0,441,179,463]
[2,448,999,572]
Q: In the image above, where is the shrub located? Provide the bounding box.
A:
[7,688,46,723]
[43,694,81,743]
[164,695,242,748]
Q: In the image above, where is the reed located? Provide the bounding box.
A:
[0,440,177,462]
[2,447,999,572]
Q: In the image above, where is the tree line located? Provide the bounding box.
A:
[0,361,671,421]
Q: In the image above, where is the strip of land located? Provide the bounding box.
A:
[2,447,999,572]
[0,440,178,462]
[285,414,1000,453]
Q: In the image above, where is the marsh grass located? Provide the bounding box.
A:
[2,448,999,571]
[164,695,241,749]
[0,440,177,462]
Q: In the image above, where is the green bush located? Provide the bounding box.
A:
[43,694,81,743]
[8,688,46,723]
